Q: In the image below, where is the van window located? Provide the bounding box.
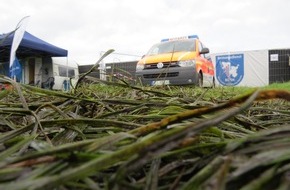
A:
[147,39,196,55]
[58,66,75,77]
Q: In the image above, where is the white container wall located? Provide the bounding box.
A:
[211,50,269,87]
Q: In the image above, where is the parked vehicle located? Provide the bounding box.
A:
[26,57,79,91]
[135,35,215,87]
[42,57,79,90]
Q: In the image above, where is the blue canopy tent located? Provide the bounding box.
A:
[0,31,68,82]
[0,31,68,62]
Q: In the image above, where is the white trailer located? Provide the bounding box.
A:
[22,57,79,90]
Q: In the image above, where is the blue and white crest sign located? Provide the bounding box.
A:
[216,54,244,86]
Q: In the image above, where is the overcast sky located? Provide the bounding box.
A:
[1,0,290,65]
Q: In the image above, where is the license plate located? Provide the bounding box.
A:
[151,80,170,86]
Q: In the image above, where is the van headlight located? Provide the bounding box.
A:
[178,60,195,67]
[136,64,145,71]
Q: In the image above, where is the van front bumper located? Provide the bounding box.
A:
[135,66,198,86]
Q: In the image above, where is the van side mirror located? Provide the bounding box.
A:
[200,47,209,54]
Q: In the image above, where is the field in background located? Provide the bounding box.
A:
[0,77,290,189]
[263,81,290,90]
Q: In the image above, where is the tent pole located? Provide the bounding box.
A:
[66,56,68,91]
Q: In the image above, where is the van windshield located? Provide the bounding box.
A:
[146,39,196,56]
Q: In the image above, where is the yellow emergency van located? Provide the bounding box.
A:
[135,35,215,87]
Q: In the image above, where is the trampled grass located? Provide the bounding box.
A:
[0,70,290,190]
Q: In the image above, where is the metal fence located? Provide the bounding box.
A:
[269,49,290,84]
[78,61,137,84]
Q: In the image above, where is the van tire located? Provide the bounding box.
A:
[198,72,203,87]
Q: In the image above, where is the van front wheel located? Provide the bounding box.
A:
[198,72,203,87]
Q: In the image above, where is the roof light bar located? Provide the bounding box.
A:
[161,35,199,42]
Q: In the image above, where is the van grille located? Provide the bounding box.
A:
[144,62,179,69]
[143,72,179,79]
